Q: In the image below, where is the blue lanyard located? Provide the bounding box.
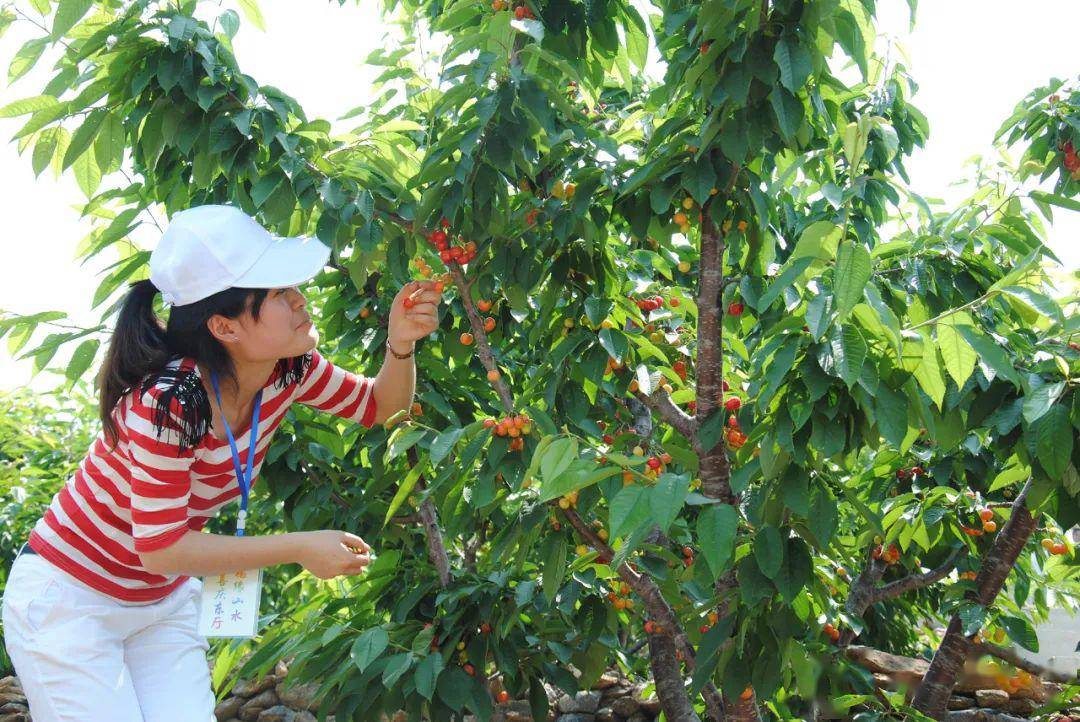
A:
[209,370,263,536]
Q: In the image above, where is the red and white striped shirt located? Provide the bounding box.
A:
[27,348,377,605]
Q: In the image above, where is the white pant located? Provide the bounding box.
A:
[1,551,216,721]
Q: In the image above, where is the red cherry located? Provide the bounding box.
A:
[432,230,447,244]
[724,397,741,412]
[722,380,730,392]
[440,217,451,228]
[647,457,662,470]
[439,250,452,263]
[727,302,744,316]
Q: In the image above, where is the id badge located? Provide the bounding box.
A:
[195,568,263,638]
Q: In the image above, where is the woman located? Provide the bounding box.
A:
[0,204,441,721]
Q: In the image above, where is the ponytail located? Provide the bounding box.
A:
[99,279,172,448]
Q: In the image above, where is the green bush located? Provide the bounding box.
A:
[0,380,98,673]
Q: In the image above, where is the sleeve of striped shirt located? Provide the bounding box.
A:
[126,385,197,554]
[294,348,378,428]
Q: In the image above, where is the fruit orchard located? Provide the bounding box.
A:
[1,0,1079,721]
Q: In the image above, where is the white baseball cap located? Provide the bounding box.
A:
[149,204,332,306]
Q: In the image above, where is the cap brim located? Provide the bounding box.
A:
[230,235,332,290]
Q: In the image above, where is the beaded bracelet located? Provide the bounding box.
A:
[386,338,416,359]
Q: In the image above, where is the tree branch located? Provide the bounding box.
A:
[632,389,699,448]
[869,546,969,605]
[969,641,1077,684]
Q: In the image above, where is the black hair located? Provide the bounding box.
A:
[98,279,311,454]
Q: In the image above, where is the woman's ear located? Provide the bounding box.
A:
[206,314,239,343]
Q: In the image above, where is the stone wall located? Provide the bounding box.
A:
[208,657,662,722]
[0,654,1075,722]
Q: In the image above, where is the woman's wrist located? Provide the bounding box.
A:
[386,336,416,357]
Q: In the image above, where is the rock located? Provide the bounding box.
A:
[599,683,633,701]
[556,715,595,722]
[0,679,21,693]
[637,697,661,716]
[505,710,533,722]
[502,700,532,720]
[594,673,621,690]
[0,694,24,707]
[238,689,280,721]
[556,691,602,714]
[1004,697,1039,716]
[945,711,1031,722]
[610,697,640,717]
[596,706,615,721]
[948,695,977,710]
[625,713,649,722]
[274,680,321,712]
[215,696,244,720]
[256,706,317,722]
[974,689,1011,709]
[233,674,278,697]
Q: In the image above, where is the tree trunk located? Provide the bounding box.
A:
[912,479,1039,718]
[648,632,703,722]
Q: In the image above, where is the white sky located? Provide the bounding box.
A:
[0,0,1078,391]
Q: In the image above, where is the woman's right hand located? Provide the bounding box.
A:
[294,530,373,579]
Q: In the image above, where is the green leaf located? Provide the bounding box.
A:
[650,473,690,533]
[351,627,389,672]
[382,653,414,688]
[1035,406,1073,480]
[539,437,577,483]
[958,603,986,636]
[62,108,106,171]
[414,652,445,701]
[875,383,908,448]
[64,338,98,386]
[697,504,738,579]
[52,0,92,37]
[757,256,814,311]
[430,427,465,466]
[774,35,812,93]
[1023,381,1065,424]
[597,328,629,363]
[71,148,101,198]
[754,526,784,579]
[773,537,812,602]
[1000,286,1064,326]
[542,536,567,602]
[999,616,1038,653]
[93,112,125,175]
[768,86,804,140]
[0,94,59,118]
[954,325,1020,387]
[936,319,977,389]
[610,485,650,539]
[912,331,946,410]
[237,0,266,30]
[808,485,838,547]
[383,461,425,528]
[833,241,872,321]
[9,38,48,84]
[1029,189,1080,213]
[829,324,866,387]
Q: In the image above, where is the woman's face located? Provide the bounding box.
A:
[214,286,318,363]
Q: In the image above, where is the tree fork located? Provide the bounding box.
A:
[406,448,452,588]
[912,478,1039,718]
[558,507,729,721]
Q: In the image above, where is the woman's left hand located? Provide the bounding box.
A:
[387,280,442,346]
